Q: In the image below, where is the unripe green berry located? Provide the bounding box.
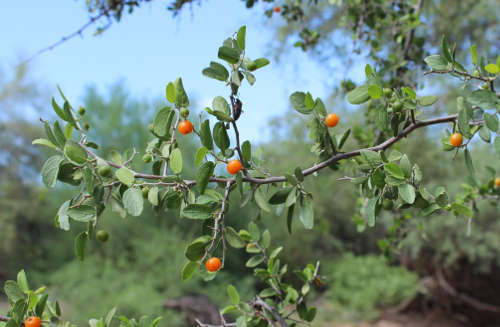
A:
[78,107,86,115]
[383,88,392,97]
[98,165,112,177]
[142,187,149,199]
[96,230,109,242]
[84,122,90,130]
[142,154,152,163]
[392,100,403,112]
[180,108,190,118]
[382,199,394,210]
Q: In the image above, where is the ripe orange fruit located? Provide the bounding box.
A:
[227,159,242,175]
[25,316,41,327]
[450,133,463,147]
[205,257,221,272]
[178,120,193,135]
[325,113,339,127]
[495,177,500,187]
[273,6,281,13]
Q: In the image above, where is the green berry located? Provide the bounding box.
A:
[96,230,109,242]
[392,100,403,111]
[84,123,90,130]
[78,107,86,115]
[382,199,394,210]
[142,187,149,199]
[179,108,190,118]
[142,154,152,163]
[382,88,392,97]
[98,165,112,177]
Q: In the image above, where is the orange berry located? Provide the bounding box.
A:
[273,6,281,13]
[450,133,463,147]
[178,120,193,135]
[495,177,500,187]
[25,316,41,327]
[325,113,339,127]
[226,159,242,175]
[205,257,221,272]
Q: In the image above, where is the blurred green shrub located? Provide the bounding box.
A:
[323,253,419,320]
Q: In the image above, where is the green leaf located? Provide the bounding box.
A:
[41,155,63,188]
[199,120,214,150]
[479,125,491,143]
[174,77,189,108]
[365,197,378,227]
[337,129,351,149]
[247,58,269,71]
[182,204,215,219]
[33,138,57,149]
[218,46,240,64]
[197,161,215,194]
[123,188,144,216]
[56,200,70,231]
[51,97,68,121]
[182,261,198,281]
[269,187,293,205]
[495,137,500,157]
[236,316,247,327]
[53,121,67,146]
[246,255,265,267]
[400,155,411,178]
[470,45,477,65]
[166,82,176,102]
[435,187,449,207]
[384,163,405,180]
[254,187,271,212]
[313,98,327,116]
[305,93,314,110]
[458,107,471,138]
[227,285,240,305]
[398,184,416,204]
[367,84,382,99]
[202,62,230,82]
[485,64,500,74]
[64,140,87,165]
[299,196,314,229]
[4,280,26,302]
[464,149,475,176]
[236,25,246,50]
[347,85,370,105]
[213,96,231,116]
[115,167,135,186]
[67,205,96,222]
[153,107,174,138]
[170,148,183,174]
[221,305,238,315]
[74,231,88,261]
[226,226,245,248]
[424,55,448,70]
[484,113,499,132]
[441,35,452,62]
[148,186,159,206]
[360,150,382,168]
[16,270,29,293]
[289,92,312,114]
[244,71,256,85]
[213,122,230,151]
[451,203,473,218]
[468,90,499,108]
[241,140,251,163]
[185,236,211,261]
[261,230,271,248]
[35,294,48,317]
[418,95,438,106]
[195,147,208,168]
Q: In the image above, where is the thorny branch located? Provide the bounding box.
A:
[78,113,459,188]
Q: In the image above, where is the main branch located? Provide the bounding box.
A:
[80,114,457,186]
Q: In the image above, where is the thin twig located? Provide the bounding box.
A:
[20,12,109,65]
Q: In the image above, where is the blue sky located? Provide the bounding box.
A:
[1,1,337,141]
